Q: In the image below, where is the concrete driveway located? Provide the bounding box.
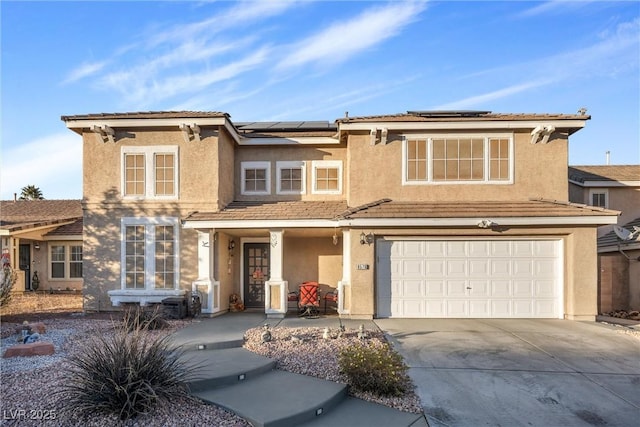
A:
[375,319,640,427]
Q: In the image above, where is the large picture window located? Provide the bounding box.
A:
[403,135,513,184]
[121,218,179,290]
[49,243,83,280]
[122,146,178,199]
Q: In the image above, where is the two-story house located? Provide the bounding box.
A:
[568,165,640,313]
[62,110,618,320]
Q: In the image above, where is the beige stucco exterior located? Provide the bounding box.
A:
[63,111,616,320]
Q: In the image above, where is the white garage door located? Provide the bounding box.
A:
[376,239,562,318]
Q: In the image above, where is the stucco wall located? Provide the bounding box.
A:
[234,145,347,201]
[346,131,569,206]
[342,226,598,320]
[283,237,342,293]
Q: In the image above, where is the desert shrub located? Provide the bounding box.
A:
[123,304,169,331]
[338,341,410,397]
[57,310,191,420]
[0,265,17,307]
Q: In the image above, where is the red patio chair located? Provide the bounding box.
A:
[298,281,320,317]
[323,289,338,314]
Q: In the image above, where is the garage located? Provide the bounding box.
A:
[376,239,563,318]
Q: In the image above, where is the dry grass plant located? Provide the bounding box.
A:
[0,293,83,316]
[55,309,193,421]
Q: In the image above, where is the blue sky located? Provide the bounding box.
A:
[1,0,638,200]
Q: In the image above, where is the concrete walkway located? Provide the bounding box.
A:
[171,312,428,427]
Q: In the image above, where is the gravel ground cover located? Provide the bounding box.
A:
[0,316,249,427]
[1,316,422,426]
[243,325,423,414]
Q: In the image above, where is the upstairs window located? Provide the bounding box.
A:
[241,161,271,195]
[312,160,342,194]
[589,189,608,208]
[403,135,513,184]
[122,146,178,199]
[277,161,306,194]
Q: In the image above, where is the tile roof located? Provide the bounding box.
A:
[0,200,82,233]
[336,112,591,123]
[185,198,618,223]
[337,198,619,219]
[44,218,83,236]
[185,200,349,221]
[568,165,640,183]
[61,111,228,121]
[598,217,640,248]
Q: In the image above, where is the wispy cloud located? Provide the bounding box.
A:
[441,17,639,109]
[515,0,597,19]
[0,133,82,200]
[62,60,108,84]
[277,1,427,70]
[433,80,552,110]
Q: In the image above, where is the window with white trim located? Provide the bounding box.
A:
[241,161,271,195]
[122,146,179,199]
[277,161,305,194]
[589,189,608,208]
[50,243,83,280]
[403,135,513,184]
[312,160,342,194]
[121,218,179,290]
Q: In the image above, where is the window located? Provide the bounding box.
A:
[403,135,513,184]
[49,243,83,280]
[277,161,306,194]
[589,189,608,208]
[121,146,178,199]
[241,162,271,195]
[121,218,179,290]
[312,160,342,194]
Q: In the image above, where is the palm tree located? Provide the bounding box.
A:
[19,185,44,200]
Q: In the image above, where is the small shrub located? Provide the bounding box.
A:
[0,265,17,307]
[338,341,410,397]
[123,305,169,331]
[57,309,191,420]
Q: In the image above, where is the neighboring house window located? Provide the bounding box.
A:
[122,146,179,199]
[589,189,608,208]
[241,161,271,195]
[121,218,179,290]
[277,161,306,194]
[312,160,342,194]
[50,244,83,280]
[403,135,513,184]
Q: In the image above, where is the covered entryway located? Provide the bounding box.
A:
[376,239,563,318]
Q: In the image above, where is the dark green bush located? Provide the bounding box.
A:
[58,309,190,420]
[338,342,410,397]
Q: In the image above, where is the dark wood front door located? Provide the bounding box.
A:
[244,243,269,308]
[19,244,31,290]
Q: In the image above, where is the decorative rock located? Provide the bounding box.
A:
[261,324,272,343]
[3,342,55,358]
[24,333,41,344]
[14,322,46,335]
[290,335,305,344]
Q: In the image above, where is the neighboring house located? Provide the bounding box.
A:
[568,165,640,237]
[62,110,618,320]
[597,218,640,313]
[568,165,640,313]
[0,199,83,292]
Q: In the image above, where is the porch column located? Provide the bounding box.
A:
[192,229,220,314]
[265,229,287,318]
[338,229,351,314]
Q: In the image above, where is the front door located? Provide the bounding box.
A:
[244,243,269,308]
[19,244,31,290]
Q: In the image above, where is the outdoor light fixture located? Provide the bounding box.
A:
[359,232,374,245]
[33,243,40,250]
[228,239,235,257]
